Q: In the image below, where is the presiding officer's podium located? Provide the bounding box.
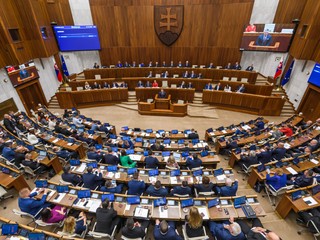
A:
[155,94,171,109]
[138,93,187,117]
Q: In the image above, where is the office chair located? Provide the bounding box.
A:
[35,218,65,232]
[0,186,13,209]
[19,164,41,180]
[297,217,320,240]
[182,225,209,240]
[88,222,118,239]
[263,184,294,206]
[13,208,43,225]
[237,163,261,181]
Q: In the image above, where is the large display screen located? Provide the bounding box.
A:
[53,25,101,51]
[5,60,39,87]
[308,63,320,87]
[240,23,295,52]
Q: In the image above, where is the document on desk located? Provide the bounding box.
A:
[52,193,66,203]
[127,130,133,135]
[130,154,141,161]
[159,207,168,218]
[76,164,86,173]
[115,172,121,179]
[286,167,298,175]
[47,190,56,199]
[67,143,73,146]
[216,174,226,181]
[125,204,131,211]
[88,199,102,212]
[52,139,59,143]
[134,207,149,218]
[242,125,251,130]
[106,172,114,178]
[197,207,209,220]
[303,196,318,206]
[221,130,227,134]
[156,133,161,138]
[284,143,291,149]
[149,176,157,183]
[311,159,319,165]
[163,156,170,162]
[170,177,178,184]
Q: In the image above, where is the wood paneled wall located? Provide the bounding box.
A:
[298,84,320,122]
[45,0,74,25]
[289,0,320,62]
[90,0,254,66]
[273,0,307,23]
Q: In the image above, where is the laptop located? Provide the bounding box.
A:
[257,164,266,173]
[56,185,69,193]
[77,190,91,199]
[127,168,137,175]
[149,139,156,144]
[122,126,129,131]
[181,151,189,158]
[111,147,118,152]
[135,138,143,142]
[28,233,46,240]
[162,151,171,157]
[101,193,115,202]
[1,224,19,235]
[178,139,185,144]
[2,167,10,174]
[275,161,283,168]
[87,162,98,168]
[171,130,178,134]
[146,129,153,133]
[163,139,171,144]
[70,159,81,166]
[214,168,224,177]
[233,196,246,208]
[193,169,203,176]
[291,190,302,201]
[154,197,167,207]
[35,180,48,188]
[181,198,194,208]
[39,151,47,156]
[126,149,134,155]
[171,169,181,177]
[127,196,140,205]
[201,151,208,157]
[149,169,159,176]
[208,198,219,208]
[107,165,117,172]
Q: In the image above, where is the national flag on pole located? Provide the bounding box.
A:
[54,63,62,82]
[61,55,69,76]
[273,58,283,80]
[281,60,295,86]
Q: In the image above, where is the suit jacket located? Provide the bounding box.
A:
[247,229,270,240]
[62,172,82,186]
[195,183,215,193]
[257,150,272,164]
[158,91,167,98]
[205,84,213,90]
[137,82,144,87]
[87,151,103,161]
[187,83,193,88]
[2,147,15,161]
[209,221,246,240]
[146,186,168,197]
[18,194,47,215]
[214,85,222,91]
[171,186,192,196]
[154,225,183,240]
[187,132,199,139]
[246,66,254,71]
[216,181,238,196]
[102,154,119,165]
[145,156,159,169]
[128,180,145,195]
[266,174,287,190]
[82,172,103,190]
[95,207,118,234]
[256,34,272,46]
[272,148,286,160]
[3,118,16,133]
[186,158,202,169]
[121,226,146,239]
[237,86,245,93]
[22,160,40,170]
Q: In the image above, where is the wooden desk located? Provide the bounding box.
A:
[56,88,129,109]
[202,90,285,116]
[138,100,188,117]
[0,162,29,191]
[136,87,195,102]
[155,94,171,109]
[83,67,258,84]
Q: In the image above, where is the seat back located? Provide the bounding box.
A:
[13,209,35,219]
[222,77,229,81]
[230,77,238,82]
[182,225,209,240]
[59,179,73,185]
[173,193,189,198]
[20,164,36,176]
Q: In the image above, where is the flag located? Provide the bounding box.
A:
[61,55,69,76]
[273,58,283,80]
[54,63,62,82]
[281,60,295,86]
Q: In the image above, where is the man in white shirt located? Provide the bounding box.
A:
[72,115,84,128]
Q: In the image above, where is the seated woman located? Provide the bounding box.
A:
[166,156,180,170]
[40,205,67,223]
[120,149,136,168]
[63,212,87,235]
[84,81,91,90]
[100,179,123,193]
[185,207,205,237]
[266,168,287,190]
[195,176,215,193]
[224,84,232,92]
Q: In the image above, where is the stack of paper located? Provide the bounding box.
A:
[170,177,178,184]
[52,139,59,143]
[130,154,141,161]
[52,193,66,203]
[106,172,115,178]
[197,207,209,220]
[311,159,319,164]
[134,207,149,218]
[216,174,226,181]
[303,196,318,206]
[286,167,298,175]
[88,199,102,212]
[149,177,157,183]
[76,164,86,173]
[115,172,121,179]
[284,143,291,149]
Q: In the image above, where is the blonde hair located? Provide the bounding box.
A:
[63,216,76,234]
[275,168,283,176]
[167,156,176,165]
[188,207,203,229]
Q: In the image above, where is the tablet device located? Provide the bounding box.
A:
[70,159,81,166]
[291,190,302,201]
[107,165,117,172]
[200,151,208,157]
[28,233,46,240]
[178,139,185,144]
[193,169,203,176]
[163,139,171,144]
[126,149,134,155]
[171,130,178,134]
[127,196,140,205]
[135,138,143,142]
[56,185,69,193]
[1,224,19,235]
[208,198,219,208]
[149,169,159,176]
[154,197,167,207]
[312,185,320,195]
[162,151,171,157]
[146,129,153,133]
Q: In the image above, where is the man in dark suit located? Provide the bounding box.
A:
[154,219,183,240]
[257,146,272,164]
[145,150,159,169]
[183,71,189,78]
[205,83,213,90]
[145,81,152,87]
[246,64,254,71]
[128,172,146,195]
[171,181,192,196]
[190,71,197,78]
[95,199,121,234]
[82,166,103,190]
[158,89,167,98]
[225,63,232,69]
[102,147,119,165]
[215,178,238,197]
[87,147,103,161]
[187,129,199,139]
[185,60,190,67]
[116,61,123,68]
[121,217,147,239]
[3,114,17,135]
[214,83,222,91]
[272,142,286,160]
[256,32,272,46]
[195,176,215,193]
[146,180,168,197]
[187,82,193,89]
[233,62,242,70]
[208,63,215,69]
[186,153,202,169]
[178,81,187,88]
[236,84,246,93]
[61,166,82,186]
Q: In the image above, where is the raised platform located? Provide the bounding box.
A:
[138,100,188,117]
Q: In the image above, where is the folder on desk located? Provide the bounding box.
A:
[134,206,149,219]
[52,193,66,203]
[197,207,209,220]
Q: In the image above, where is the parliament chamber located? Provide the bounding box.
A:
[1,0,320,240]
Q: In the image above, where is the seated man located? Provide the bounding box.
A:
[246,64,254,71]
[158,89,167,98]
[209,217,245,240]
[154,219,182,240]
[195,176,216,194]
[72,115,84,128]
[2,141,15,161]
[100,179,123,193]
[145,150,159,169]
[61,166,82,186]
[22,153,47,174]
[171,181,192,196]
[214,83,222,91]
[137,80,144,87]
[215,178,238,197]
[95,199,121,234]
[102,147,119,165]
[187,129,199,139]
[236,84,245,93]
[186,153,202,169]
[82,166,103,190]
[87,146,103,161]
[272,142,287,161]
[290,169,314,188]
[204,83,213,90]
[146,180,168,197]
[298,208,320,234]
[121,217,147,239]
[128,172,146,195]
[18,188,49,216]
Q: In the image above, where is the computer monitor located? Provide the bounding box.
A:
[28,233,46,240]
[214,168,224,177]
[70,159,80,166]
[101,194,115,202]
[77,190,91,199]
[170,169,181,177]
[126,149,134,155]
[163,139,171,144]
[149,169,159,176]
[234,196,246,208]
[171,130,178,134]
[291,190,302,201]
[87,162,98,168]
[193,169,203,176]
[181,151,189,158]
[257,164,265,173]
[162,151,170,157]
[208,198,219,208]
[153,198,167,207]
[39,151,47,156]
[200,151,208,157]
[181,198,194,208]
[127,196,140,205]
[56,185,69,193]
[35,180,48,188]
[1,224,19,235]
[127,168,137,175]
[107,166,117,172]
[135,138,143,142]
[149,139,156,144]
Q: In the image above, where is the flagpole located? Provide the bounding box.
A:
[61,74,70,87]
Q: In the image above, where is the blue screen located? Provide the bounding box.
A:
[53,25,101,51]
[308,63,320,87]
[2,224,19,235]
[28,233,46,240]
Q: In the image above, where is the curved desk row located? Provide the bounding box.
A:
[202,90,285,116]
[135,88,195,102]
[56,88,128,109]
[83,67,258,84]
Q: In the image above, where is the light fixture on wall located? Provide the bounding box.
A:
[3,78,8,83]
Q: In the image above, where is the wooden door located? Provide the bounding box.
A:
[298,84,320,122]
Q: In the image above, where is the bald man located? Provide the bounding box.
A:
[18,188,49,216]
[215,178,238,197]
[271,142,286,160]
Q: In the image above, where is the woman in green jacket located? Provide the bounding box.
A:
[120,149,136,168]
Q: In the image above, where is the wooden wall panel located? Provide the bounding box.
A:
[298,84,320,122]
[90,0,254,66]
[273,0,307,23]
[45,0,74,25]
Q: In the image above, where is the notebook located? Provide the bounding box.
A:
[208,198,219,208]
[1,224,19,235]
[70,159,81,166]
[35,180,48,188]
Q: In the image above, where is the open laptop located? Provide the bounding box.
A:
[291,190,302,201]
[1,224,19,235]
[56,185,69,193]
[149,169,159,176]
[208,198,219,208]
[127,196,140,205]
[77,190,91,199]
[181,198,194,208]
[28,233,46,240]
[233,196,246,208]
[154,197,167,207]
[101,193,115,202]
[35,180,48,188]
